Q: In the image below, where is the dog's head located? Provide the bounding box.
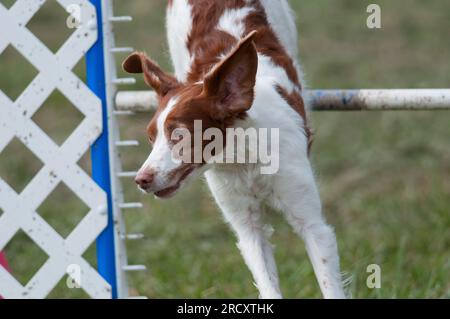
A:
[122,32,258,199]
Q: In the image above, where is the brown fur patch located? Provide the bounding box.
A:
[156,31,258,163]
[244,0,301,87]
[163,84,247,164]
[122,51,180,96]
[158,0,311,155]
[185,0,306,122]
[146,86,185,143]
[186,0,247,82]
[186,0,301,87]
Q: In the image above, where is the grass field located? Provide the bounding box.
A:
[0,0,449,298]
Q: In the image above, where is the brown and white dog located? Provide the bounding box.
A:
[122,0,345,299]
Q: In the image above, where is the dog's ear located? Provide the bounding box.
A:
[202,31,258,120]
[122,52,180,96]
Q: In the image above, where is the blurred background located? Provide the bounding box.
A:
[0,0,449,298]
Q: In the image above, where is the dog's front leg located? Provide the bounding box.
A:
[206,172,282,299]
[272,162,347,299]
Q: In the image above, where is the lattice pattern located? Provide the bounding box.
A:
[0,0,111,298]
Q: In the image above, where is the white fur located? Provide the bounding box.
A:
[138,98,179,191]
[259,0,299,61]
[159,0,345,299]
[217,7,254,39]
[166,0,193,82]
[259,0,307,98]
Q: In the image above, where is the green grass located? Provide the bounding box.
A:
[0,0,449,299]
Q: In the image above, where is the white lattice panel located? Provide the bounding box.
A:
[0,0,111,298]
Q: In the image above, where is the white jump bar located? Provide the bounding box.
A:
[115,89,450,112]
[116,90,159,112]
